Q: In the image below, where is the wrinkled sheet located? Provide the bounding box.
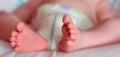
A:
[0,40,53,57]
[0,40,120,57]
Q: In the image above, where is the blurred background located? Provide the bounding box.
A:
[106,0,120,18]
[0,0,120,17]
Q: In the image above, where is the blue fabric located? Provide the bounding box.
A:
[60,5,70,13]
[17,0,25,6]
[114,0,120,4]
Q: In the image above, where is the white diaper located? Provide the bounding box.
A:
[32,4,94,50]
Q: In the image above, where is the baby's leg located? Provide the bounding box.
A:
[0,0,42,40]
[0,0,48,52]
[0,11,48,52]
[0,11,18,40]
[13,0,42,23]
[59,15,120,52]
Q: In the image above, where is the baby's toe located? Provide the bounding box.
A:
[11,31,18,37]
[14,47,20,52]
[70,34,77,40]
[63,15,72,24]
[16,23,26,32]
[69,29,76,34]
[10,41,16,47]
[10,37,16,42]
[67,22,75,29]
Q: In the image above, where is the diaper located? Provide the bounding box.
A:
[0,0,28,13]
[32,4,94,50]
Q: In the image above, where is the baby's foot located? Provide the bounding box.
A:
[10,22,48,52]
[59,15,84,52]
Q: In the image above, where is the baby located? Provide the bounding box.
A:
[0,0,120,52]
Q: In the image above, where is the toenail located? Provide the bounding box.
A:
[17,23,25,32]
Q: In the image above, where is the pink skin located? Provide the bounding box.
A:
[13,0,42,23]
[10,23,48,52]
[0,0,48,52]
[10,0,49,52]
[0,11,48,52]
[59,0,120,52]
[59,15,120,52]
[0,0,120,52]
[59,15,83,52]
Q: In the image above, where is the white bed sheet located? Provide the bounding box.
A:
[0,40,52,57]
[0,40,120,57]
